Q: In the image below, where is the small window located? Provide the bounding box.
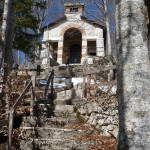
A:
[70,7,78,12]
[87,41,96,56]
[89,53,96,56]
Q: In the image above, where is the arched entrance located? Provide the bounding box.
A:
[70,44,81,63]
[63,28,82,64]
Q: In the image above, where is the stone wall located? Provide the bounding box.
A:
[76,96,118,138]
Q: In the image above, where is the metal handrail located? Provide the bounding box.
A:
[43,69,54,99]
[7,76,36,150]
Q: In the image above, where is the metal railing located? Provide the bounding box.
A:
[7,75,36,150]
[5,69,54,150]
[43,69,54,99]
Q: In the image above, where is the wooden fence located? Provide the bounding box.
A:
[82,65,116,98]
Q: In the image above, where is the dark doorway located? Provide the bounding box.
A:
[70,44,81,63]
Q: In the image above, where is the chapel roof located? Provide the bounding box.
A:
[41,15,106,32]
[64,3,85,6]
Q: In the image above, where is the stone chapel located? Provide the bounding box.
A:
[40,3,106,66]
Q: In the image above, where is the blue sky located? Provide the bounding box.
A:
[43,0,115,34]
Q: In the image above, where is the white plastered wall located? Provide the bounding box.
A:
[42,14,105,64]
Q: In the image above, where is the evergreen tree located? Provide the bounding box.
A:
[0,0,46,57]
[13,0,39,55]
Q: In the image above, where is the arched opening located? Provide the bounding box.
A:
[63,28,82,64]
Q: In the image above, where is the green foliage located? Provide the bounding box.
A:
[14,0,40,54]
[0,1,4,25]
[0,0,46,55]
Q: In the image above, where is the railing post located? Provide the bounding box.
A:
[14,64,18,76]
[24,69,29,87]
[43,69,54,99]
[6,94,10,119]
[83,75,86,98]
[7,107,14,150]
[94,73,97,97]
[36,65,41,76]
[51,72,54,97]
[87,74,91,98]
[31,75,36,117]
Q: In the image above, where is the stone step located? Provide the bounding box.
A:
[21,127,92,140]
[35,104,74,112]
[34,104,75,118]
[53,99,72,105]
[53,98,87,106]
[56,90,73,100]
[20,139,97,150]
[35,110,77,118]
[11,90,43,96]
[35,99,53,104]
[22,116,77,128]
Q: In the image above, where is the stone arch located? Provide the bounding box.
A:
[57,24,87,64]
[60,24,86,36]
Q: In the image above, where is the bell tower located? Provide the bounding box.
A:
[65,3,85,14]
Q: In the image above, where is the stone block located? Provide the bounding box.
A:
[98,119,106,126]
[75,89,83,98]
[101,125,118,138]
[87,113,98,126]
[54,105,73,112]
[86,102,99,115]
[56,90,73,100]
[78,105,86,115]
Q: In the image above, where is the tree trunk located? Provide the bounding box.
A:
[104,0,114,81]
[116,0,150,149]
[1,0,15,76]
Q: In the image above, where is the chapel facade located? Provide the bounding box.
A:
[40,3,106,66]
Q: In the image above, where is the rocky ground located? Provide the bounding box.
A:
[0,57,118,150]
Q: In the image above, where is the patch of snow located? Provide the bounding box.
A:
[98,85,117,95]
[39,77,95,89]
[72,77,94,86]
[39,79,66,88]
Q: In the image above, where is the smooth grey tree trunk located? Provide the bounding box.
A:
[1,0,15,75]
[116,0,150,149]
[104,0,114,81]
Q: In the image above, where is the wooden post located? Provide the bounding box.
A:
[6,94,10,119]
[31,75,36,117]
[94,73,97,97]
[83,75,86,98]
[87,74,91,98]
[36,65,41,76]
[51,72,54,96]
[7,107,14,150]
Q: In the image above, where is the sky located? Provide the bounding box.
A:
[43,0,115,34]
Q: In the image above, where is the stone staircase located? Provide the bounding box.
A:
[20,89,97,150]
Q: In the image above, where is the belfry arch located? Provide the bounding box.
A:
[57,25,87,64]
